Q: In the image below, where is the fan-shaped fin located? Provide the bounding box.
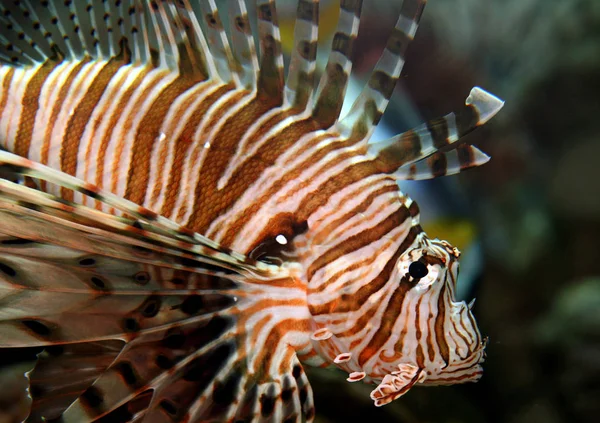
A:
[312,0,363,127]
[26,340,125,422]
[339,0,426,139]
[371,87,504,173]
[285,0,320,110]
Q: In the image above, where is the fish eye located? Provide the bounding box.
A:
[408,261,428,279]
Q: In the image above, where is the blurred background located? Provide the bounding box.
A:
[1,0,599,422]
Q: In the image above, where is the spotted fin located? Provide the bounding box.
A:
[371,87,504,178]
[0,150,314,422]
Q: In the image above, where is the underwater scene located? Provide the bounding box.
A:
[0,0,598,422]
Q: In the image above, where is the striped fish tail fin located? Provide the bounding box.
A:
[370,87,505,179]
[312,0,364,127]
[285,0,320,110]
[339,0,426,139]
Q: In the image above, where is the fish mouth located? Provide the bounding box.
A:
[369,363,427,407]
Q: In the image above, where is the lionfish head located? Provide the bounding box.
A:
[366,234,487,406]
[308,231,487,407]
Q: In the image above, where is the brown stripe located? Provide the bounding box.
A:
[0,67,15,132]
[414,296,425,368]
[124,74,204,205]
[426,117,449,149]
[310,225,421,317]
[159,84,235,217]
[39,58,91,191]
[434,282,450,366]
[377,130,423,173]
[297,0,318,22]
[15,59,62,157]
[297,159,382,221]
[147,82,214,205]
[307,206,410,281]
[427,152,447,178]
[312,183,399,245]
[357,271,414,367]
[312,62,348,128]
[91,67,151,207]
[455,104,479,137]
[218,131,358,249]
[60,59,123,200]
[185,97,300,233]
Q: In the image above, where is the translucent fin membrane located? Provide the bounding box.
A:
[229,0,259,89]
[312,0,364,127]
[285,0,320,110]
[340,0,426,139]
[256,0,285,102]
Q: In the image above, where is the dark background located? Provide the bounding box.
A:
[1,1,599,422]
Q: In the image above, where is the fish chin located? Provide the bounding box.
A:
[370,363,427,407]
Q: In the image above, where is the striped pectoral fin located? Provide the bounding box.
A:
[31,324,314,422]
[0,150,276,276]
[25,340,126,422]
[370,87,504,176]
[394,144,490,180]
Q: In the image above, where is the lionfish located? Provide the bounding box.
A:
[0,0,503,421]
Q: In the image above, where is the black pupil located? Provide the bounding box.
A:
[408,261,428,279]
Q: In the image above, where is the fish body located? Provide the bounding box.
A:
[0,1,503,421]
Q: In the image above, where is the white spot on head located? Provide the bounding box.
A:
[275,234,288,245]
[158,132,166,142]
[204,142,211,149]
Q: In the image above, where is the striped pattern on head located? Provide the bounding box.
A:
[0,0,503,416]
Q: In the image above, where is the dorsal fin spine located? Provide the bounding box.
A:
[228,0,259,90]
[284,0,319,110]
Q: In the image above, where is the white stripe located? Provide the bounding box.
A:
[145,80,218,211]
[29,61,80,163]
[1,66,40,152]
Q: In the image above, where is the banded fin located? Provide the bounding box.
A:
[228,0,259,89]
[285,0,320,110]
[340,0,426,139]
[312,0,364,127]
[371,87,504,176]
[256,0,285,103]
[199,0,239,84]
[395,144,491,180]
